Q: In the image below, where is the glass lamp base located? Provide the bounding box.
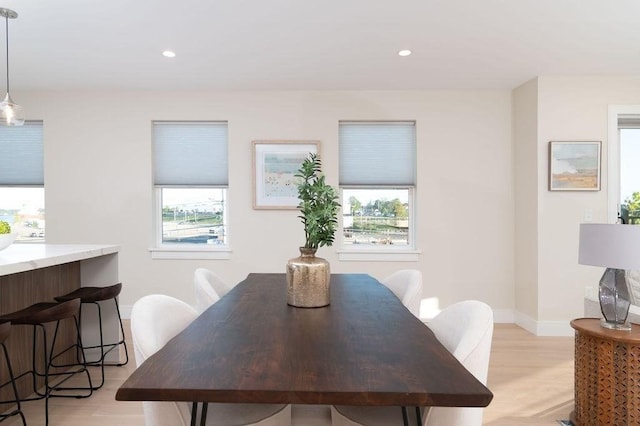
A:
[599,268,632,332]
[600,318,632,331]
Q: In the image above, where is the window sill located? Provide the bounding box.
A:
[337,249,421,262]
[149,246,232,260]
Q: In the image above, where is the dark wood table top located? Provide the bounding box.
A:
[116,273,493,408]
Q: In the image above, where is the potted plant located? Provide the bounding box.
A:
[0,220,17,251]
[286,153,340,307]
[296,153,340,250]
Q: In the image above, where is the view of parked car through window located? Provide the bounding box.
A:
[0,188,45,242]
[160,188,227,246]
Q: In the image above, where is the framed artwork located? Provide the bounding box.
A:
[252,140,319,209]
[549,141,601,191]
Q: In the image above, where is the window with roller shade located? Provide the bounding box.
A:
[617,115,640,225]
[152,121,229,252]
[0,121,45,242]
[339,121,416,251]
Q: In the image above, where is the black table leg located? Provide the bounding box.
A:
[200,402,208,426]
[190,402,209,425]
[190,402,198,426]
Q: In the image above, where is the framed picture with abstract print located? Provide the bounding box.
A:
[549,141,601,191]
[252,140,319,209]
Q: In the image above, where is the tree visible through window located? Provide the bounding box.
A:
[339,121,416,250]
[153,121,228,248]
[342,189,410,246]
[0,188,45,241]
[619,127,640,224]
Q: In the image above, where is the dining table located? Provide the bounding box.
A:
[115,273,493,426]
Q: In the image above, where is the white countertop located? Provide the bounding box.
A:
[0,244,120,277]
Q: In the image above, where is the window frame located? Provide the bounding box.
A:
[337,186,419,261]
[608,106,640,223]
[0,121,45,243]
[149,121,231,260]
[337,121,420,261]
[151,186,231,259]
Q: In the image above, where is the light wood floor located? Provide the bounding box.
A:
[1,323,574,425]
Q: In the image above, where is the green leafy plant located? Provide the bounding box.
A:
[0,221,11,234]
[295,153,340,249]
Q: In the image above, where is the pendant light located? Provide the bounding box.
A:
[0,8,24,126]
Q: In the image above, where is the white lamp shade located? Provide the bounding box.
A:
[579,223,640,270]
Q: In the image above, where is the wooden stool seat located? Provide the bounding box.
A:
[0,299,81,325]
[55,283,122,304]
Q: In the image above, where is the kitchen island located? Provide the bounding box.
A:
[0,244,120,400]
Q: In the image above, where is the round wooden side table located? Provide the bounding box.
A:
[570,318,640,426]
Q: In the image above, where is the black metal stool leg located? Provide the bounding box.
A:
[113,297,129,366]
[0,341,27,425]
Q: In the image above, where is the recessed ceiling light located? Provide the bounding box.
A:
[398,50,412,57]
[162,50,176,58]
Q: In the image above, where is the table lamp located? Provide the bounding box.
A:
[578,223,640,331]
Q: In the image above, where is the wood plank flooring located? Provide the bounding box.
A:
[1,323,574,425]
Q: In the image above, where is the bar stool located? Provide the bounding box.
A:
[0,298,93,426]
[0,322,26,425]
[53,283,129,390]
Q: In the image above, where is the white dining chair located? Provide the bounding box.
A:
[381,269,423,318]
[131,294,291,426]
[330,300,494,426]
[193,268,232,314]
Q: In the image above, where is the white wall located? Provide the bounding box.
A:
[512,79,539,327]
[17,89,514,318]
[532,76,640,333]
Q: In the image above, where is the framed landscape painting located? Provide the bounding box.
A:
[549,141,601,191]
[252,140,319,209]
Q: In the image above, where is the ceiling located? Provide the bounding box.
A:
[1,0,640,91]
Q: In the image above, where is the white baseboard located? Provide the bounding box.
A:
[514,310,574,337]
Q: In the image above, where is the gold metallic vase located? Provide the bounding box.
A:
[286,247,330,308]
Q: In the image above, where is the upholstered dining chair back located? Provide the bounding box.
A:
[381,269,423,317]
[131,294,292,426]
[131,294,199,425]
[423,300,494,426]
[330,299,493,426]
[194,268,232,314]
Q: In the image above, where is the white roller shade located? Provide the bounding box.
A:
[0,121,44,185]
[339,121,416,186]
[153,121,228,186]
[618,115,640,129]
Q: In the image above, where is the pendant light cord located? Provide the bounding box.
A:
[4,14,9,94]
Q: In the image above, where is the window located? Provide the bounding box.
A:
[152,121,229,258]
[608,108,640,225]
[339,121,417,260]
[617,116,640,224]
[0,121,45,242]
